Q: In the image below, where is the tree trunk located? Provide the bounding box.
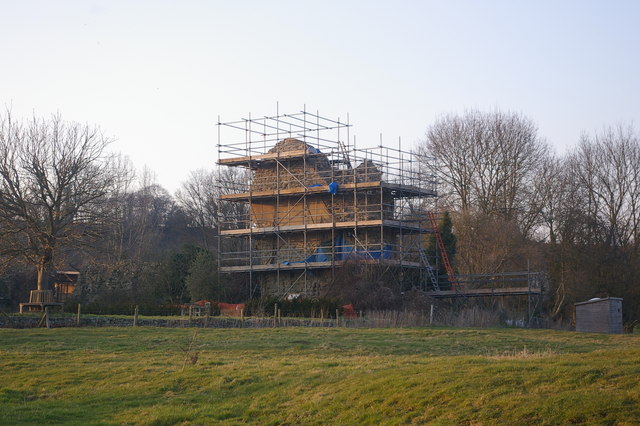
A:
[36,251,53,291]
[36,262,46,291]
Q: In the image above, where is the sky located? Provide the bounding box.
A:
[1,0,639,193]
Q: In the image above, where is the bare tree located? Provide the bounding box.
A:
[422,112,479,211]
[175,167,249,249]
[0,112,128,292]
[453,211,529,274]
[540,124,640,323]
[422,110,550,275]
[425,110,549,232]
[175,169,218,250]
[567,124,640,249]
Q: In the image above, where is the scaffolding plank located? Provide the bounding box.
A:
[220,181,436,201]
[219,219,426,236]
[218,149,321,166]
[220,259,422,272]
[381,182,437,197]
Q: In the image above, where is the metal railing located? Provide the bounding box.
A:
[219,243,430,267]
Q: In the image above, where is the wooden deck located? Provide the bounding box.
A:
[220,181,436,201]
[427,287,543,298]
[220,219,428,236]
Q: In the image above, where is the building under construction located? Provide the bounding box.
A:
[216,110,442,299]
[216,109,544,311]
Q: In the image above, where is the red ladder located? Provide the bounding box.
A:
[427,211,459,291]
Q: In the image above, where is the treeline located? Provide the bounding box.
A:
[1,110,639,326]
[0,112,249,314]
[0,171,251,313]
[425,110,640,325]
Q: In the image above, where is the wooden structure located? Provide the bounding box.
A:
[575,297,623,334]
[217,110,439,298]
[19,270,79,312]
[53,271,79,303]
[19,290,63,313]
[180,301,212,317]
[428,272,544,298]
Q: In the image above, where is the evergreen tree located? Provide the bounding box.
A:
[185,250,218,302]
[427,211,457,277]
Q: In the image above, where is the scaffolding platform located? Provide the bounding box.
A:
[219,181,436,201]
[220,259,423,273]
[426,272,545,300]
[219,219,428,236]
[218,149,322,166]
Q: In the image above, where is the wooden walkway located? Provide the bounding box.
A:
[427,286,542,298]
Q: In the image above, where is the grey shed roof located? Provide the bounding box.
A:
[575,297,622,307]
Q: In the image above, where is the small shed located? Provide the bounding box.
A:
[575,297,623,334]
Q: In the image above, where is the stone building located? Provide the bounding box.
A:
[217,111,437,299]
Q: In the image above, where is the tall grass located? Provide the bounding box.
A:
[346,306,502,328]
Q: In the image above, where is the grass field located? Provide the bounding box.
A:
[1,326,639,425]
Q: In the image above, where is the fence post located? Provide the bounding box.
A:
[45,307,50,329]
[430,304,434,326]
[240,308,244,328]
[335,309,340,327]
[273,304,277,327]
[76,303,81,327]
[133,305,139,327]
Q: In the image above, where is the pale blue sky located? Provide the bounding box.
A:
[1,0,639,192]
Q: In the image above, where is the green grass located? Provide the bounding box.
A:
[1,327,639,425]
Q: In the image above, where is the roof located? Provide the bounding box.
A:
[574,297,623,306]
[267,138,319,154]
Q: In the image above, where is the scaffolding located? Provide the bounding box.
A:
[216,108,440,299]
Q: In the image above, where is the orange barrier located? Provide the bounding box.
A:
[342,304,357,319]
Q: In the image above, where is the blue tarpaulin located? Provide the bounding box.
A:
[305,247,330,263]
[334,232,350,260]
[328,181,339,194]
[361,244,392,259]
